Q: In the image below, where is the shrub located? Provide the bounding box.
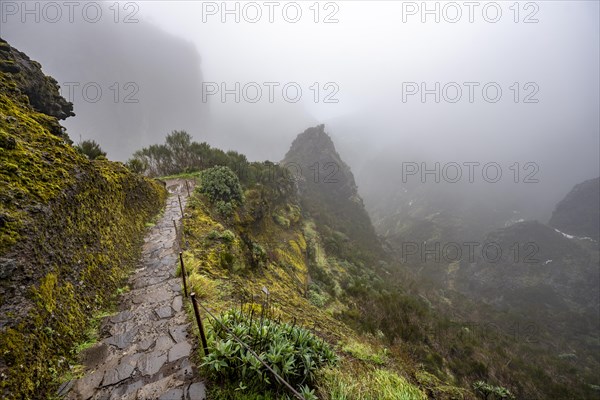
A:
[202,309,338,396]
[220,230,236,243]
[274,214,290,228]
[251,242,267,268]
[207,230,220,240]
[308,285,329,308]
[125,158,147,174]
[198,166,243,205]
[188,273,217,300]
[215,200,234,218]
[74,139,106,160]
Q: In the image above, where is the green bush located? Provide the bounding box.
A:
[202,309,338,396]
[251,242,267,268]
[215,200,235,218]
[220,230,236,243]
[207,230,221,240]
[74,139,106,160]
[198,166,243,205]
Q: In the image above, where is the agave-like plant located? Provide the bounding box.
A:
[201,308,338,395]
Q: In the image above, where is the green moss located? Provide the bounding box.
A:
[0,65,167,398]
[341,339,388,366]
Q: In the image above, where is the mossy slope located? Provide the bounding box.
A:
[180,175,459,399]
[0,38,166,398]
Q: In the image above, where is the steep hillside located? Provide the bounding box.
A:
[126,124,600,399]
[549,177,600,241]
[458,221,598,313]
[179,164,463,399]
[0,39,166,398]
[282,125,383,264]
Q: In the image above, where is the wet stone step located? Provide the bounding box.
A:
[156,306,173,319]
[168,341,192,363]
[138,350,168,376]
[106,327,139,349]
[64,183,203,400]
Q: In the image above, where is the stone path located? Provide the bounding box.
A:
[66,180,205,400]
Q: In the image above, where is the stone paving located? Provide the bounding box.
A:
[66,180,205,400]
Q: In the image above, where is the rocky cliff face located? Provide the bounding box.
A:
[282,125,382,262]
[549,177,599,241]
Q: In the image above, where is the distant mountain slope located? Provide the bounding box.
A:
[457,221,598,314]
[549,177,600,241]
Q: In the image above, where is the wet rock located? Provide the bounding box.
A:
[133,287,172,304]
[156,306,173,319]
[175,359,194,380]
[138,350,167,376]
[73,369,104,399]
[155,335,175,352]
[169,342,192,362]
[81,343,109,369]
[186,382,207,400]
[172,296,183,312]
[121,380,144,400]
[56,380,73,397]
[169,325,189,343]
[65,187,204,399]
[159,387,184,400]
[138,338,154,351]
[0,258,17,279]
[137,376,182,399]
[106,327,139,349]
[110,310,133,324]
[102,362,135,386]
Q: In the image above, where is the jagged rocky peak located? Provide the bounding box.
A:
[283,124,359,201]
[549,177,600,241]
[283,124,382,259]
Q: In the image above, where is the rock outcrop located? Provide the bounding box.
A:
[282,125,382,262]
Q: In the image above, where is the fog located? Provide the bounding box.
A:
[1,0,598,224]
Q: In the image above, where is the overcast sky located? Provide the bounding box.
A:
[1,0,598,219]
[138,1,599,203]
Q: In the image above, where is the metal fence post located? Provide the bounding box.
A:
[191,293,210,356]
[179,251,188,297]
